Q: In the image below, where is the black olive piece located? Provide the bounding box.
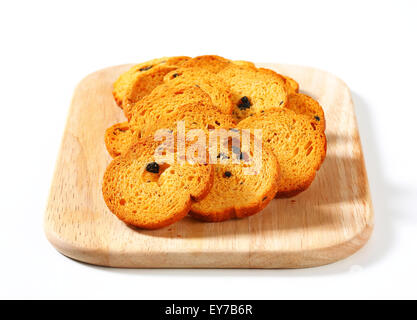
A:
[145,162,159,173]
[314,116,321,121]
[238,96,251,110]
[224,171,232,178]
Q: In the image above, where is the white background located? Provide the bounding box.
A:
[0,0,416,299]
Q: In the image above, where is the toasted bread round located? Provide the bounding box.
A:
[112,56,190,108]
[285,93,325,132]
[218,65,288,121]
[238,109,327,198]
[164,68,234,115]
[190,135,280,222]
[102,137,214,229]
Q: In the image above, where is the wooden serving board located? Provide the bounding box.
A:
[44,63,373,268]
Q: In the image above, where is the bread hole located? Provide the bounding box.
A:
[159,163,170,175]
[311,122,317,130]
[119,199,126,206]
[304,141,312,150]
[141,163,171,183]
[306,146,313,156]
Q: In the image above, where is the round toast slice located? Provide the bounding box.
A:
[238,108,327,198]
[102,137,214,229]
[190,134,280,222]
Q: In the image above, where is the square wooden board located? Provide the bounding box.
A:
[44,63,374,268]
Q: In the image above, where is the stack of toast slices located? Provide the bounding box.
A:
[103,55,327,229]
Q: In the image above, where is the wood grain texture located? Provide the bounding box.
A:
[44,63,374,268]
